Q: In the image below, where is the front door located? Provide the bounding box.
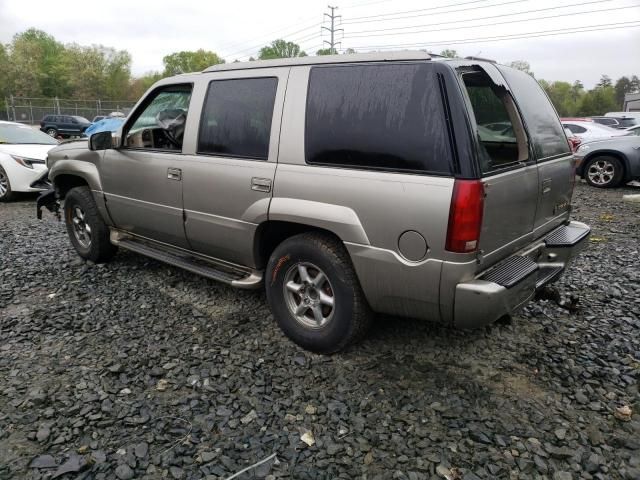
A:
[101,84,193,248]
[179,68,289,267]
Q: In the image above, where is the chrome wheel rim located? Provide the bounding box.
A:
[46,129,56,137]
[0,170,8,197]
[587,159,615,186]
[283,262,335,329]
[71,206,92,248]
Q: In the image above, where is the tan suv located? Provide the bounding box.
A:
[37,52,590,353]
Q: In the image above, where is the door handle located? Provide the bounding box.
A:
[167,168,182,181]
[542,178,552,195]
[251,177,272,193]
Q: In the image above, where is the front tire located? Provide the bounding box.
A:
[0,165,16,202]
[266,232,372,354]
[64,186,116,263]
[584,155,624,188]
[45,128,57,137]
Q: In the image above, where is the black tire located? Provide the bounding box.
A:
[45,127,57,137]
[0,165,16,202]
[583,155,624,188]
[64,186,116,263]
[265,232,372,354]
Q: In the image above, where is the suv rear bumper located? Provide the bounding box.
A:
[453,221,590,328]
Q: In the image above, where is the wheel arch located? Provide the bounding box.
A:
[253,220,347,270]
[580,150,630,181]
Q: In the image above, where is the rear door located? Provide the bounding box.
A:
[179,68,289,267]
[496,66,574,238]
[458,66,538,267]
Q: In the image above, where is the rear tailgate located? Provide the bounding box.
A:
[495,66,575,240]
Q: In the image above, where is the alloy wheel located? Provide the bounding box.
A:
[71,205,92,248]
[587,159,616,186]
[283,262,336,329]
[0,170,8,197]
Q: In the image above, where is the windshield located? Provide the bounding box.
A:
[0,124,59,145]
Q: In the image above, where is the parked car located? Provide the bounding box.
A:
[575,136,640,188]
[0,121,58,201]
[605,112,640,123]
[83,117,126,138]
[91,115,106,123]
[40,115,91,138]
[561,119,628,143]
[591,116,637,129]
[37,52,590,353]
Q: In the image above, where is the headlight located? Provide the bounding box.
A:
[10,155,46,169]
[576,145,591,153]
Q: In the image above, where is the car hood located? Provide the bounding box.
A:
[0,144,57,160]
[579,136,640,149]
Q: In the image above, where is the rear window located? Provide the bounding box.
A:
[498,67,570,159]
[305,63,453,174]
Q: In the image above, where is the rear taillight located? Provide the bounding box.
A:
[445,179,484,253]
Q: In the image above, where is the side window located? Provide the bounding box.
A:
[498,66,570,160]
[198,77,278,160]
[565,124,586,134]
[305,63,453,174]
[461,70,528,174]
[125,84,192,151]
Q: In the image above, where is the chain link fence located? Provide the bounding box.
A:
[2,96,136,125]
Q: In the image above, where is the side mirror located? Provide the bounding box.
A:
[89,131,117,151]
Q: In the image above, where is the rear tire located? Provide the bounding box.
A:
[0,165,16,202]
[583,155,624,188]
[64,186,116,263]
[265,232,372,354]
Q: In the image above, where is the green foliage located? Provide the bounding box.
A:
[614,75,640,108]
[316,48,335,56]
[576,85,618,116]
[507,60,534,77]
[162,49,224,75]
[439,49,458,58]
[259,39,306,60]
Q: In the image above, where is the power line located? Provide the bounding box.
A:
[217,17,319,54]
[222,22,322,59]
[346,21,640,50]
[341,0,528,24]
[343,3,638,39]
[344,0,615,36]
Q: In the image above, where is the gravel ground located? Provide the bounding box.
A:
[1,182,639,480]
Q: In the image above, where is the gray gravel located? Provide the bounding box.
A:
[1,182,639,480]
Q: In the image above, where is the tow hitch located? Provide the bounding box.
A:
[36,189,61,221]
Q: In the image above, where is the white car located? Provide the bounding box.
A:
[625,124,640,136]
[561,120,629,143]
[0,121,58,201]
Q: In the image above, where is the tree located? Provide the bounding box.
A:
[316,48,335,56]
[614,75,640,109]
[162,49,224,75]
[596,75,612,88]
[258,39,306,60]
[0,44,9,98]
[439,49,458,58]
[577,86,618,116]
[507,60,534,77]
[344,48,356,54]
[128,71,164,101]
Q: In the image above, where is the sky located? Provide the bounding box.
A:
[0,0,639,88]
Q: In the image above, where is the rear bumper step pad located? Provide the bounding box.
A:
[480,255,538,289]
[545,223,590,247]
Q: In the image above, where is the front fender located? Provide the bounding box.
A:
[50,159,103,192]
[268,197,370,245]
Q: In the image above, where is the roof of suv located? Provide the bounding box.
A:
[203,51,433,73]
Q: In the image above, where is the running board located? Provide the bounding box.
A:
[111,235,263,289]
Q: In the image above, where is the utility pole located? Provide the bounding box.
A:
[322,5,343,54]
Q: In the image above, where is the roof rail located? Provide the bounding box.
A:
[464,56,497,64]
[203,51,432,73]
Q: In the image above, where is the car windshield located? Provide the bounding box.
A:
[73,116,90,123]
[0,123,59,145]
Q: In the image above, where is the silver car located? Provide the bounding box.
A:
[37,52,590,353]
[575,135,640,188]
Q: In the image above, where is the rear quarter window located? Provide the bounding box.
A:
[305,63,453,175]
[497,67,570,160]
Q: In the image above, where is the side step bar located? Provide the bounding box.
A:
[111,234,263,289]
